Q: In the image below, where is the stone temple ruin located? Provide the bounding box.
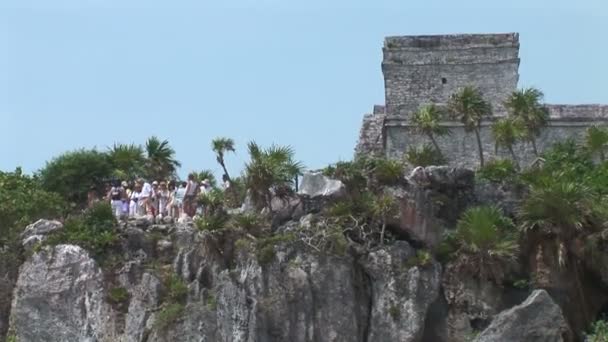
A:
[355,33,608,166]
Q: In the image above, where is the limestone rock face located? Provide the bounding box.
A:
[361,241,442,342]
[442,263,505,342]
[298,172,345,199]
[474,290,573,342]
[20,219,63,250]
[10,245,115,342]
[391,166,475,247]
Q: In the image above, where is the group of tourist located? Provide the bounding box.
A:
[89,174,221,220]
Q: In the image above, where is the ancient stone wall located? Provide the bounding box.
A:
[355,106,386,157]
[384,105,608,168]
[382,33,520,118]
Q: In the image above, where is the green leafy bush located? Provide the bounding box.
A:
[230,212,264,232]
[586,318,608,342]
[154,303,185,331]
[477,159,518,183]
[0,168,67,250]
[244,142,303,210]
[372,158,404,185]
[406,250,433,268]
[165,274,188,302]
[195,213,229,232]
[453,206,519,283]
[37,149,113,205]
[406,144,446,167]
[255,233,296,265]
[46,202,118,258]
[107,286,130,305]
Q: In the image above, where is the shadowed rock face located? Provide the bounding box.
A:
[474,290,573,342]
[7,220,442,342]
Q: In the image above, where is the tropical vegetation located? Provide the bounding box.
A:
[448,86,492,167]
[503,87,549,156]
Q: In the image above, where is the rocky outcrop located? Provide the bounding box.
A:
[7,219,443,342]
[361,241,441,341]
[20,219,62,251]
[298,172,345,199]
[474,290,573,342]
[442,263,505,342]
[390,166,475,247]
[10,245,115,342]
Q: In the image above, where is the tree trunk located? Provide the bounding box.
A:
[475,129,485,167]
[219,159,231,181]
[601,150,605,162]
[428,133,442,156]
[531,139,539,157]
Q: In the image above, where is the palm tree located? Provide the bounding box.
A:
[585,125,608,162]
[518,176,605,320]
[448,86,492,167]
[197,169,217,188]
[411,104,450,156]
[107,143,145,180]
[244,142,303,211]
[503,88,549,156]
[492,117,524,167]
[453,206,519,283]
[144,136,181,180]
[211,137,236,181]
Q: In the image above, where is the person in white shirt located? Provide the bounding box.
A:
[138,179,154,215]
[129,183,141,217]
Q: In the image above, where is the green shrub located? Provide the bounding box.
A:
[0,168,67,253]
[154,303,185,331]
[453,206,519,282]
[255,233,296,265]
[406,144,446,167]
[107,286,129,305]
[586,318,608,342]
[324,160,368,193]
[477,159,517,182]
[165,274,188,303]
[195,213,229,232]
[230,212,264,231]
[197,188,225,214]
[372,158,404,185]
[46,202,118,258]
[206,294,218,311]
[407,250,433,268]
[37,149,113,205]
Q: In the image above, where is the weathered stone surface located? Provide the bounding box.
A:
[20,219,62,250]
[390,166,475,247]
[361,241,441,342]
[10,245,115,342]
[442,263,505,342]
[474,290,572,342]
[298,172,345,199]
[356,33,608,169]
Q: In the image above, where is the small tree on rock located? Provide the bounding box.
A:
[504,87,549,156]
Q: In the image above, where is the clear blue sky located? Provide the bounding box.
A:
[1,0,606,179]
